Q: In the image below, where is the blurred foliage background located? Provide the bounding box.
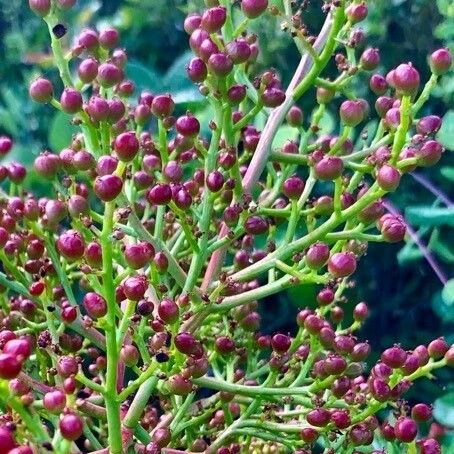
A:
[0,0,453,445]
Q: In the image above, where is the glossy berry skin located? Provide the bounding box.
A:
[43,390,66,413]
[147,184,172,205]
[411,403,432,422]
[59,414,83,441]
[208,53,233,77]
[187,57,208,82]
[305,243,330,270]
[158,299,179,324]
[174,332,197,355]
[0,427,15,453]
[176,115,200,137]
[394,417,418,443]
[78,58,99,84]
[225,39,251,64]
[94,175,123,202]
[0,353,22,379]
[271,333,291,353]
[57,230,85,260]
[381,346,407,368]
[241,0,268,19]
[282,176,305,199]
[360,48,380,71]
[340,99,367,126]
[328,252,357,278]
[306,408,330,427]
[123,277,148,301]
[114,131,140,161]
[151,95,174,118]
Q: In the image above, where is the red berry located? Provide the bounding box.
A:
[346,2,368,24]
[60,88,83,114]
[158,299,179,324]
[174,332,197,355]
[29,78,53,103]
[0,136,13,155]
[377,164,401,191]
[412,403,432,422]
[99,27,119,49]
[78,58,99,84]
[307,408,330,427]
[201,7,227,33]
[394,417,418,443]
[328,252,357,278]
[0,427,16,453]
[282,176,305,199]
[208,53,233,77]
[187,57,208,83]
[305,243,329,270]
[29,0,51,16]
[147,184,172,205]
[314,156,344,180]
[43,390,66,413]
[286,106,303,127]
[123,276,148,301]
[57,230,85,260]
[98,63,124,88]
[83,292,107,318]
[59,414,83,441]
[0,353,22,379]
[393,63,420,95]
[430,48,452,75]
[340,99,367,127]
[94,175,123,202]
[225,39,251,64]
[360,48,380,71]
[241,0,268,19]
[114,131,140,162]
[151,95,174,118]
[271,333,291,353]
[176,114,200,137]
[381,345,407,368]
[244,216,268,235]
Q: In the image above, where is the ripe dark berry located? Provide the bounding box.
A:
[417,140,443,167]
[59,414,83,441]
[0,427,16,453]
[430,48,452,75]
[83,292,107,318]
[331,410,351,429]
[29,78,53,103]
[394,417,418,443]
[328,252,357,278]
[282,176,305,199]
[94,175,123,202]
[114,131,140,162]
[241,0,268,19]
[57,230,85,260]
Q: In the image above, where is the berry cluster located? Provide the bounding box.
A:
[0,1,451,453]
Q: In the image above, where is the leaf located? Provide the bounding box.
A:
[317,109,335,136]
[272,125,299,149]
[405,206,454,227]
[433,392,454,427]
[442,279,454,306]
[437,110,454,151]
[126,61,162,93]
[441,166,454,182]
[48,111,78,152]
[432,291,454,323]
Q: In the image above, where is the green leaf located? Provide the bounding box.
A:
[48,111,78,152]
[432,291,454,322]
[405,206,454,227]
[441,166,454,182]
[272,125,299,149]
[433,392,454,427]
[437,110,454,151]
[442,279,454,305]
[126,61,162,93]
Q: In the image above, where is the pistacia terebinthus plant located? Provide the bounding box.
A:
[0,0,452,453]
